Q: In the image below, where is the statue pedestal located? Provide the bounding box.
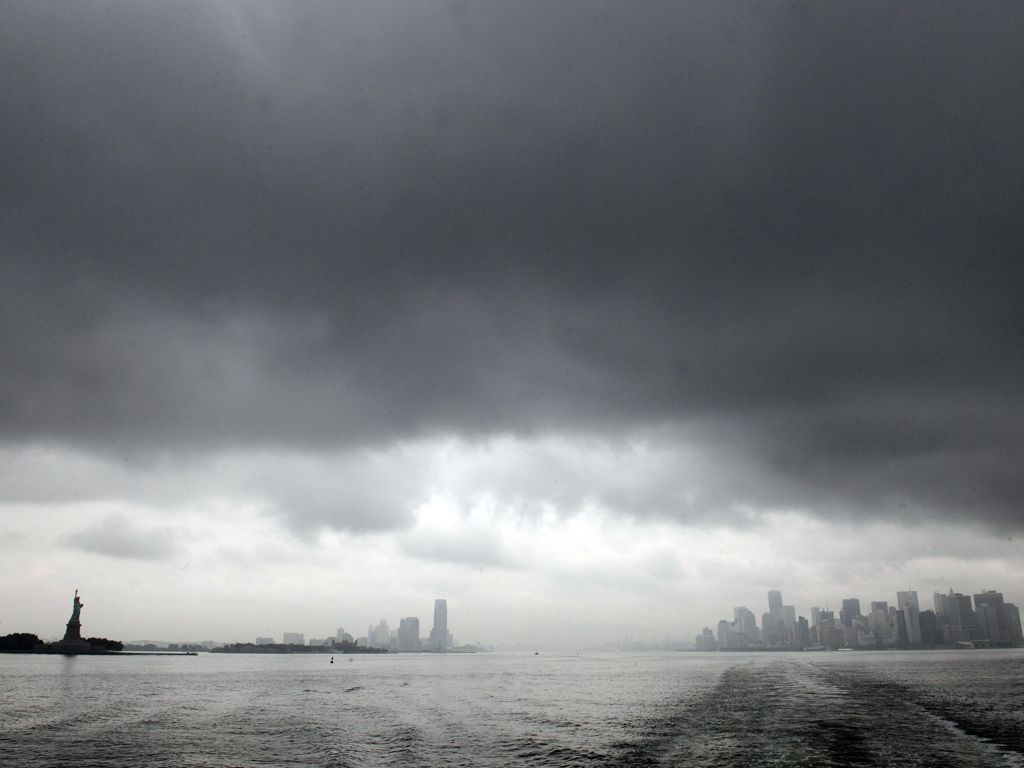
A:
[53,620,95,653]
[63,620,83,643]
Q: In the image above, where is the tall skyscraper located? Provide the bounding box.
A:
[796,616,810,649]
[810,606,821,627]
[399,617,420,651]
[932,592,952,638]
[817,611,838,648]
[918,610,941,644]
[1004,603,1024,646]
[947,590,977,642]
[367,624,380,646]
[763,590,785,646]
[718,620,733,650]
[974,591,1009,644]
[897,591,921,644]
[733,607,758,640]
[430,598,449,651]
[841,598,861,628]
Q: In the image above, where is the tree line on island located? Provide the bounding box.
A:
[0,633,123,652]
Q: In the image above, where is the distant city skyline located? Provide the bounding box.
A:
[237,598,460,652]
[34,576,1022,654]
[701,587,1023,651]
[15,567,1024,652]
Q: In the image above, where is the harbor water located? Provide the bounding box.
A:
[2,649,1022,767]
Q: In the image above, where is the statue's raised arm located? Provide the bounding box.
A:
[70,590,84,623]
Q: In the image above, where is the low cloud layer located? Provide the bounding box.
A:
[62,514,182,560]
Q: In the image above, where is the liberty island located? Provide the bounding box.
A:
[0,590,123,654]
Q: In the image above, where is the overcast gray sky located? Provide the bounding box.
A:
[2,1,1022,648]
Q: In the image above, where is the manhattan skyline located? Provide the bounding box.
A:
[1,2,1022,650]
[701,586,1023,652]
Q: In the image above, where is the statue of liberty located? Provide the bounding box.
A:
[70,590,84,623]
[62,589,85,642]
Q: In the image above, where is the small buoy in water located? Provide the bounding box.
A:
[535,651,539,655]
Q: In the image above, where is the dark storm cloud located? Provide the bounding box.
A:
[2,2,1023,527]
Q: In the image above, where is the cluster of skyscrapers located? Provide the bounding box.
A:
[697,588,1024,651]
[278,599,453,652]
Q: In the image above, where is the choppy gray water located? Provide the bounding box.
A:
[2,650,1022,767]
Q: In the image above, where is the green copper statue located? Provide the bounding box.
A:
[70,589,83,623]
